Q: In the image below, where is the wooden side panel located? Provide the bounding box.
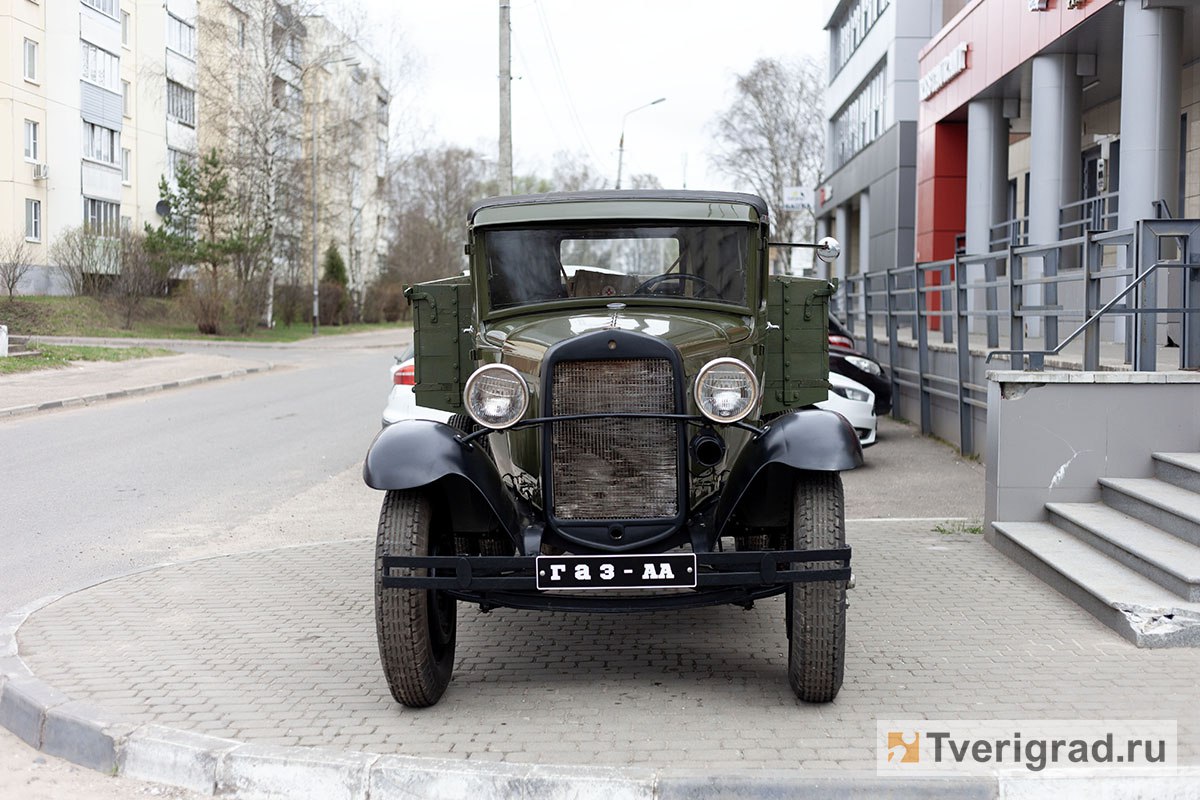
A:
[406,276,474,413]
[761,276,832,415]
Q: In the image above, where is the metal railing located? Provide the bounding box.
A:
[841,217,1200,455]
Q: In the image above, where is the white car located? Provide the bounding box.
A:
[818,372,877,447]
[382,346,452,427]
[386,345,876,448]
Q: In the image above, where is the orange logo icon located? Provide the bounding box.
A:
[887,731,920,763]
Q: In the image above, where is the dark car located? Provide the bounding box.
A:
[830,345,892,415]
[828,314,855,350]
[364,190,861,709]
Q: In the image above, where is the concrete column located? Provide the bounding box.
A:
[966,99,1008,255]
[1117,1,1183,346]
[1027,54,1082,339]
[834,204,850,317]
[1117,2,1182,228]
[966,98,1009,334]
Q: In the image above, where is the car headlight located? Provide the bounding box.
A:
[831,384,871,403]
[843,355,882,377]
[463,363,529,429]
[694,358,759,423]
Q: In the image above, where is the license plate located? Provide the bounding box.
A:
[536,553,697,590]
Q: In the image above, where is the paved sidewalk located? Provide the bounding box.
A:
[0,352,276,419]
[4,519,1199,797]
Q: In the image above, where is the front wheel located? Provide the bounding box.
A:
[786,471,847,703]
[375,489,457,708]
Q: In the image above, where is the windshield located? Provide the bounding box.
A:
[483,222,752,311]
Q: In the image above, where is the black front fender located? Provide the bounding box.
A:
[363,420,520,540]
[714,408,863,538]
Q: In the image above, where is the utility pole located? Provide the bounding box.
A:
[498,1,513,195]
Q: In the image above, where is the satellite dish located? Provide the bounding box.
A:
[155,199,170,217]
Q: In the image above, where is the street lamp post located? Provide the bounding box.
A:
[615,97,665,190]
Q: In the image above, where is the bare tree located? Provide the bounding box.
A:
[198,0,320,326]
[49,225,111,296]
[111,229,167,329]
[548,152,608,192]
[384,146,493,288]
[710,57,824,268]
[0,234,33,301]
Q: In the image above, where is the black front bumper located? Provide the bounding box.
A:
[380,547,851,613]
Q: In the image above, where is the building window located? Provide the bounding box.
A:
[167,14,195,58]
[830,0,890,77]
[830,64,887,171]
[81,0,118,19]
[167,80,196,126]
[24,120,39,161]
[26,200,42,241]
[24,39,38,82]
[121,148,131,183]
[83,197,120,237]
[81,40,120,92]
[122,80,131,115]
[168,148,195,181]
[83,121,120,165]
[121,10,130,45]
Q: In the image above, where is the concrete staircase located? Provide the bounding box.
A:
[2,335,40,358]
[991,452,1200,648]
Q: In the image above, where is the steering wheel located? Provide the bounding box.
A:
[633,272,717,297]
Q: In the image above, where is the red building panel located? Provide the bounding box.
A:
[913,0,1116,266]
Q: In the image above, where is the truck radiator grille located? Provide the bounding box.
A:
[550,359,677,520]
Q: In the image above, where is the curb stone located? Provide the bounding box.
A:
[0,364,275,420]
[4,554,1200,799]
[43,699,135,773]
[120,726,242,796]
[215,744,379,800]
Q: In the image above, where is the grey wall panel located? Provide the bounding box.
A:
[80,82,123,130]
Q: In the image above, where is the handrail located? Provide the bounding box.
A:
[985,260,1186,370]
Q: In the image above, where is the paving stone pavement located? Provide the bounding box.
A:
[13,520,1200,772]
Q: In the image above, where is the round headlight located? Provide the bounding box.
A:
[463,363,529,429]
[694,358,759,423]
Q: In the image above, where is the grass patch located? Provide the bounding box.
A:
[0,344,178,375]
[0,296,409,342]
[932,519,984,535]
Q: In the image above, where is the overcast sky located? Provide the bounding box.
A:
[354,1,830,193]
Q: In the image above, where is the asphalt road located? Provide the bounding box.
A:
[0,336,400,612]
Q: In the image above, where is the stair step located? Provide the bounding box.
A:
[1046,502,1200,601]
[991,521,1200,647]
[1155,452,1200,494]
[1099,477,1200,547]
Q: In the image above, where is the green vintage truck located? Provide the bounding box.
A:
[364,190,860,707]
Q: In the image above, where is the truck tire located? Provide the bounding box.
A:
[375,489,456,708]
[786,471,847,703]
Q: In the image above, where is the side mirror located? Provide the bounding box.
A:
[815,237,841,264]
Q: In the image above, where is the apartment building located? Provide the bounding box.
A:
[304,15,390,307]
[4,0,389,305]
[1,0,199,290]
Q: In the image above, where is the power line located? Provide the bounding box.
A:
[529,0,603,171]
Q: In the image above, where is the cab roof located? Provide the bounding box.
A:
[469,190,769,227]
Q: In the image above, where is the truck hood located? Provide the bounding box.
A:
[484,309,753,372]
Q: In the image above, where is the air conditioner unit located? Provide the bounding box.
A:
[32,163,49,181]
